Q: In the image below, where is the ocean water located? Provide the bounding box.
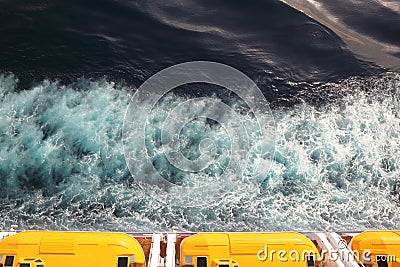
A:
[0,0,399,231]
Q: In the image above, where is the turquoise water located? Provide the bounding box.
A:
[0,72,399,231]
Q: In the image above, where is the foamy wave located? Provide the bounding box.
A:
[0,73,399,231]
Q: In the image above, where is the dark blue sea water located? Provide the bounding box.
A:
[0,0,399,231]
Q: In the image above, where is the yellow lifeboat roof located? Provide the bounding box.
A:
[350,231,400,264]
[0,231,145,266]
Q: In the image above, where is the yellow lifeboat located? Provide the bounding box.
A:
[0,231,145,267]
[350,231,400,267]
[179,232,321,267]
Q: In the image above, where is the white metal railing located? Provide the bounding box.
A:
[325,231,360,267]
[165,233,177,267]
[315,232,346,267]
[148,233,164,267]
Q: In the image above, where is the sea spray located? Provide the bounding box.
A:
[0,73,399,231]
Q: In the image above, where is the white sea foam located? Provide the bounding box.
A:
[0,73,399,231]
